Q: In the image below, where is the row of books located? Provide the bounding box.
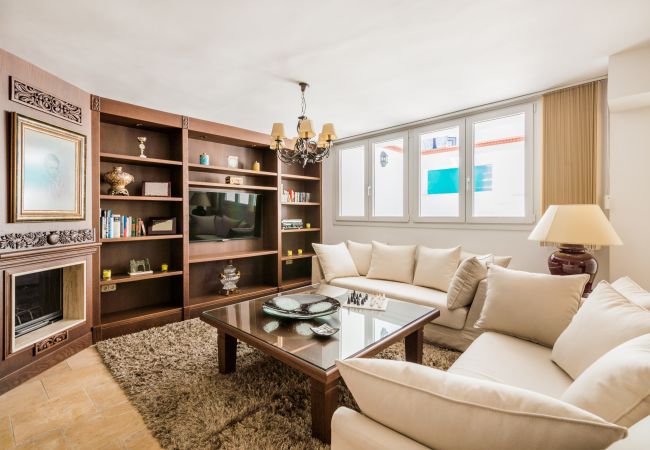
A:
[281,187,312,203]
[100,209,147,239]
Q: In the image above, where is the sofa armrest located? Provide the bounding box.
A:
[332,407,429,450]
[312,255,325,285]
[465,279,487,330]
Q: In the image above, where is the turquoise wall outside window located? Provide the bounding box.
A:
[427,165,492,195]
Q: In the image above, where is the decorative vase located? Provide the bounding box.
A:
[220,260,240,296]
[104,166,134,196]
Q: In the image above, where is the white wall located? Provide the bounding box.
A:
[608,44,650,288]
[323,99,609,277]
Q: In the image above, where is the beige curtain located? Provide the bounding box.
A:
[541,80,604,213]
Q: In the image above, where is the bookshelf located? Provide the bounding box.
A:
[91,97,322,340]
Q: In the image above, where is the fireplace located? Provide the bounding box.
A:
[10,261,86,353]
[14,269,64,338]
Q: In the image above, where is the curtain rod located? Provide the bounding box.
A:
[336,75,607,143]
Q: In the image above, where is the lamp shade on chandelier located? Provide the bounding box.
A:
[270,82,336,166]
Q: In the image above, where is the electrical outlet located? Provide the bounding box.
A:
[100,284,117,293]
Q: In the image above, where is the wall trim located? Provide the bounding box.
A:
[0,228,95,251]
[10,76,83,124]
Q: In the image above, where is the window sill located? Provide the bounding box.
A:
[332,219,536,232]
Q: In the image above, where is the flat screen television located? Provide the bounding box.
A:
[189,190,262,242]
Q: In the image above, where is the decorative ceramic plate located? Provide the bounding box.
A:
[262,294,340,319]
[310,323,339,337]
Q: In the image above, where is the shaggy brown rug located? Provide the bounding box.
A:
[96,318,460,450]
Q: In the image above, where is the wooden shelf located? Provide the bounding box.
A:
[100,195,183,202]
[100,270,183,286]
[101,304,182,327]
[100,152,182,167]
[100,234,183,243]
[280,277,312,291]
[190,284,278,308]
[188,163,277,177]
[189,249,278,264]
[188,181,277,191]
[281,202,321,206]
[281,228,320,233]
[281,173,320,181]
[281,252,316,261]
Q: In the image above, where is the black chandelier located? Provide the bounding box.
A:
[270,82,336,167]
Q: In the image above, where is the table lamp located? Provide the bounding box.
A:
[190,192,212,216]
[528,204,622,294]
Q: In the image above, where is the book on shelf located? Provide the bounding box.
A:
[100,209,147,239]
[280,185,311,203]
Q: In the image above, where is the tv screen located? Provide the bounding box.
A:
[189,190,262,242]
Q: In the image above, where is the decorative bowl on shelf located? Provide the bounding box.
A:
[262,294,340,319]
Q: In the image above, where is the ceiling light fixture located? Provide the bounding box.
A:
[270,82,336,167]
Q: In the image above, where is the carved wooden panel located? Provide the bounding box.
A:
[10,77,83,124]
[0,229,95,251]
[34,330,68,355]
[91,95,101,111]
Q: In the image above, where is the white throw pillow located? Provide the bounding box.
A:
[311,243,359,283]
[475,266,589,347]
[447,257,487,310]
[346,241,373,276]
[336,358,626,450]
[412,246,461,292]
[561,334,650,427]
[366,242,416,284]
[552,281,650,379]
[612,276,650,309]
[461,251,512,268]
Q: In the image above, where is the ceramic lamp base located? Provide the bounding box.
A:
[548,244,598,295]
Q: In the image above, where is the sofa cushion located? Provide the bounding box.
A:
[412,246,461,292]
[561,333,650,427]
[476,266,589,347]
[366,242,416,284]
[447,257,487,310]
[449,332,573,398]
[346,241,373,276]
[312,243,359,283]
[612,276,650,309]
[552,281,650,379]
[461,251,512,268]
[336,358,626,450]
[331,277,468,329]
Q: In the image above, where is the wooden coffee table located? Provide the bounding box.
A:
[201,284,440,443]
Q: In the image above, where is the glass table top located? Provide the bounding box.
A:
[202,284,436,371]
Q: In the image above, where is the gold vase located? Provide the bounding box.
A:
[104,166,134,196]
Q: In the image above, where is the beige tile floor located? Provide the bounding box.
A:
[0,347,161,450]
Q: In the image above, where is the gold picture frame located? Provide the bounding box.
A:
[10,113,86,222]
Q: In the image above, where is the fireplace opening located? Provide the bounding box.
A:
[14,269,64,338]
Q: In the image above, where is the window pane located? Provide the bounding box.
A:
[472,113,526,217]
[373,138,404,217]
[339,145,366,217]
[418,126,460,217]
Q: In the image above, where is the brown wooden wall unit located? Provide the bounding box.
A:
[92,97,322,339]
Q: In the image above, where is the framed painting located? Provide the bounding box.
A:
[10,113,86,222]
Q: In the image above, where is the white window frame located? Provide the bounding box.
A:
[409,119,466,223]
[465,103,535,224]
[335,139,369,221]
[369,131,410,222]
[334,101,536,226]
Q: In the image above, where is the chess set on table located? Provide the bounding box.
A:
[342,290,388,311]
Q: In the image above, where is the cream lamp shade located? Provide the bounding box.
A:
[271,123,286,139]
[528,204,622,246]
[298,119,315,138]
[321,123,337,140]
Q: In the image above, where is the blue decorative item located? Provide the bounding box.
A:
[199,153,210,165]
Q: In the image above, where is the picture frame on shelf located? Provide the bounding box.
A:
[128,258,153,276]
[227,155,239,168]
[142,181,171,197]
[10,112,86,222]
[147,217,177,235]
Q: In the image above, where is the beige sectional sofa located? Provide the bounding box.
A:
[311,242,508,351]
[330,272,650,449]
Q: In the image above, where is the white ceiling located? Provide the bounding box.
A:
[1,0,650,138]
